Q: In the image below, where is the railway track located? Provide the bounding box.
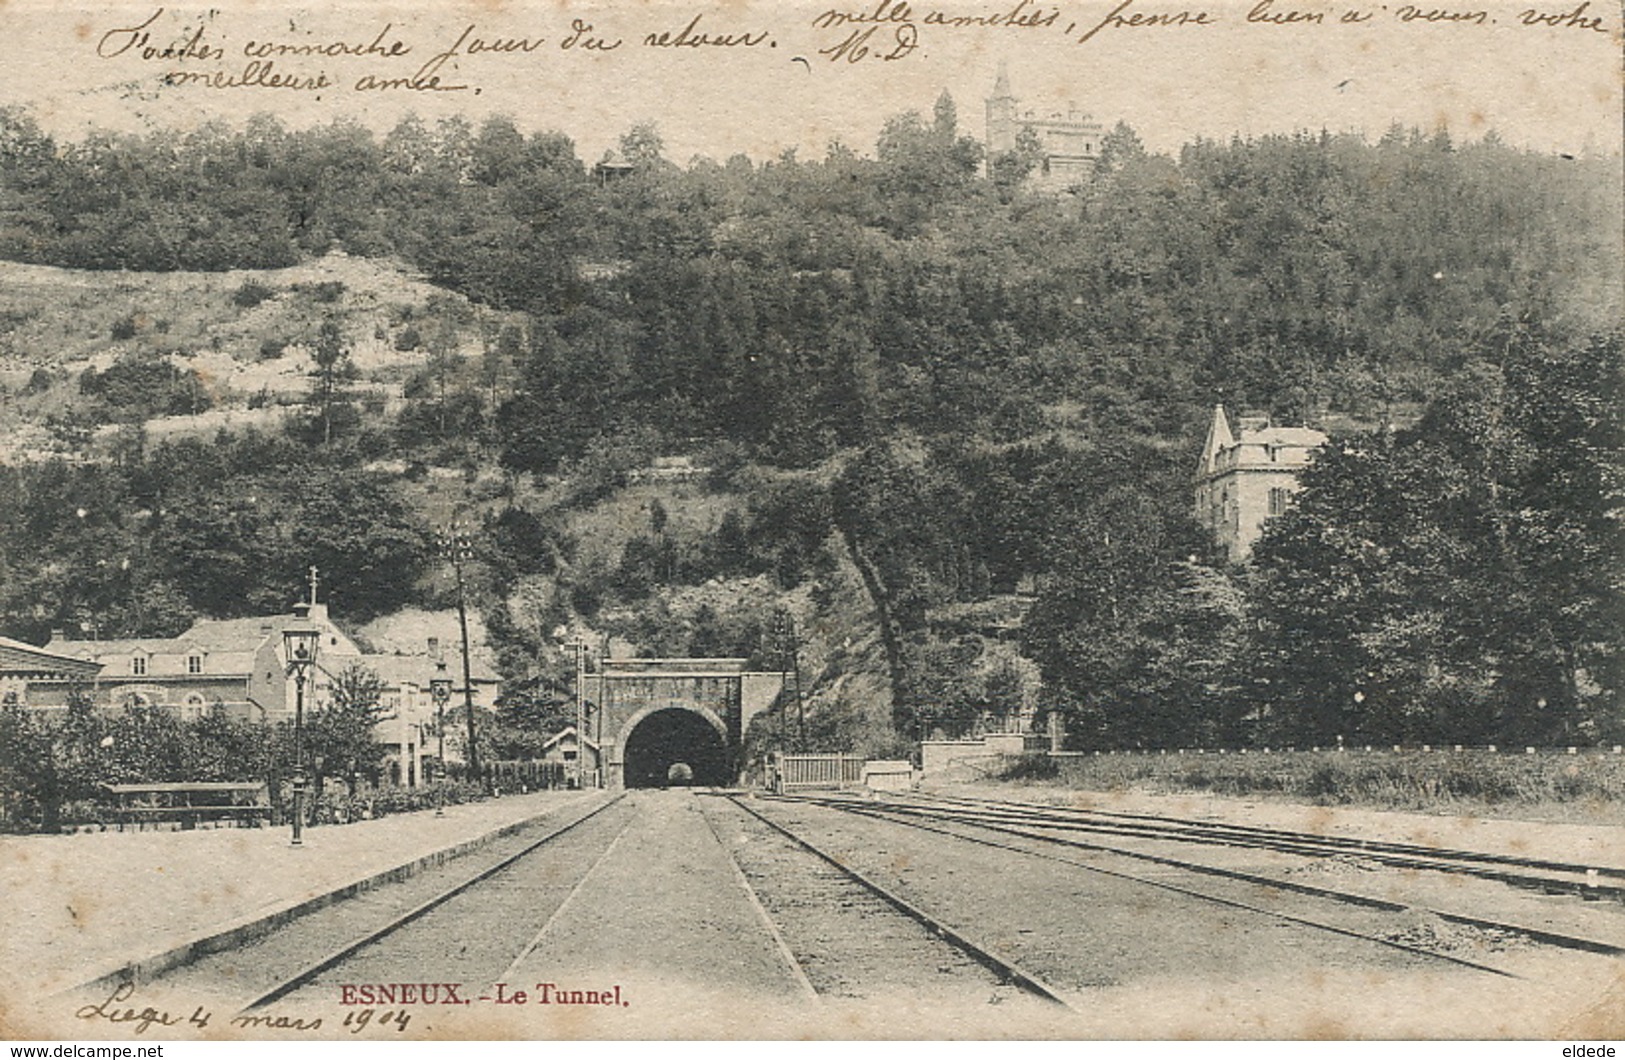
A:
[147,789,1074,1019]
[240,791,637,1010]
[773,790,1625,966]
[702,792,1076,1010]
[904,790,1625,901]
[108,784,1616,1034]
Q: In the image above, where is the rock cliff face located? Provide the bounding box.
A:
[0,252,502,463]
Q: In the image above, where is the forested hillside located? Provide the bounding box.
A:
[0,99,1617,750]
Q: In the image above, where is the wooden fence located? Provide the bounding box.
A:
[486,760,568,791]
[773,753,866,793]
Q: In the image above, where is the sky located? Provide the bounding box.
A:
[2,0,1620,163]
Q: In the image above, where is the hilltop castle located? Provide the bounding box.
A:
[985,66,1105,190]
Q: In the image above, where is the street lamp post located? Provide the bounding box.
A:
[282,605,321,847]
[430,661,452,817]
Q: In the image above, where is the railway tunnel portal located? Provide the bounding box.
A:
[594,658,786,789]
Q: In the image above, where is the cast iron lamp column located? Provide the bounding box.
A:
[430,661,452,817]
[282,606,321,847]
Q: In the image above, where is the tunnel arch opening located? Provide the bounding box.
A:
[621,708,731,788]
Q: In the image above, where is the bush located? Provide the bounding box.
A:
[258,338,287,360]
[110,314,138,341]
[1007,749,1625,819]
[232,280,275,308]
[297,280,346,303]
[308,779,485,825]
[996,754,1059,781]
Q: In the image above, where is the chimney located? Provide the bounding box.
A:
[427,637,441,660]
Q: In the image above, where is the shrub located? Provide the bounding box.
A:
[996,754,1059,781]
[232,280,275,308]
[297,280,346,303]
[110,314,138,341]
[1012,749,1625,819]
[308,779,485,825]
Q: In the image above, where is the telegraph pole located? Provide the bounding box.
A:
[440,527,481,784]
[774,610,805,752]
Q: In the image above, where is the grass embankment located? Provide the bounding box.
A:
[995,750,1625,822]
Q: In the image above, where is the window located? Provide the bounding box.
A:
[131,656,146,676]
[187,655,203,674]
[1268,487,1291,516]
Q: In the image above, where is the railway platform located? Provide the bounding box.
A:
[2,789,601,999]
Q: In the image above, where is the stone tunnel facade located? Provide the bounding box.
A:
[591,659,786,789]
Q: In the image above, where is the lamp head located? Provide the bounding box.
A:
[283,604,321,676]
[430,659,453,704]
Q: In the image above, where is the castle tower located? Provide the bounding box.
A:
[985,65,1105,188]
[986,62,1018,159]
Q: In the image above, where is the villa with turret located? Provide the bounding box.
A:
[1195,406,1328,564]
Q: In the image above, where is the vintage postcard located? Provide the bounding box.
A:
[0,0,1620,1043]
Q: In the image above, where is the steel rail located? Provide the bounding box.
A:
[723,793,1079,1011]
[789,793,1625,961]
[698,796,822,1003]
[796,795,1524,977]
[240,792,629,1012]
[905,790,1625,892]
[485,810,640,989]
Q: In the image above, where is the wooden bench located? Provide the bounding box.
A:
[101,782,271,831]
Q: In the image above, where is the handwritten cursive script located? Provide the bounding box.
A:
[75,982,210,1036]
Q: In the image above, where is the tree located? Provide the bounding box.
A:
[0,688,104,833]
[308,318,359,447]
[309,663,388,799]
[1093,121,1147,180]
[989,125,1044,202]
[618,122,667,171]
[1245,329,1623,745]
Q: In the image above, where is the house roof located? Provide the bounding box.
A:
[1240,425,1327,448]
[358,653,500,688]
[0,636,103,678]
[542,725,599,752]
[180,616,292,651]
[46,636,174,660]
[1199,405,1326,476]
[54,607,361,663]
